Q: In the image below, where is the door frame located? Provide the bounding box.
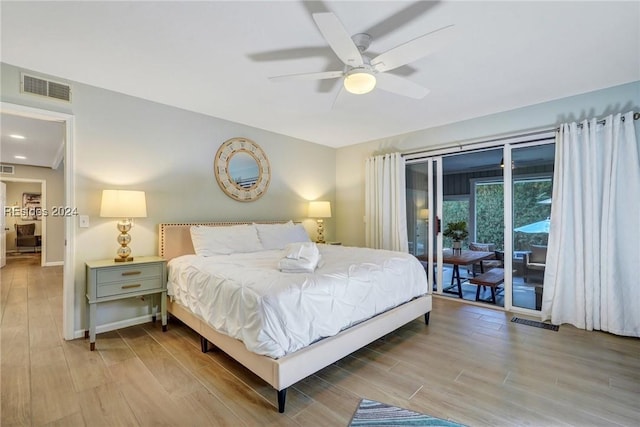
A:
[1,101,75,340]
[1,181,5,268]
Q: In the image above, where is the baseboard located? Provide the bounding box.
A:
[72,314,154,340]
[44,261,64,266]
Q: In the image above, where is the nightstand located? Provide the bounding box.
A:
[85,256,167,351]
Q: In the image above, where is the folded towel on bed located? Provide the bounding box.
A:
[279,242,322,273]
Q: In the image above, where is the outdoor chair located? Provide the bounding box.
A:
[15,223,38,253]
[468,242,501,276]
[524,244,547,282]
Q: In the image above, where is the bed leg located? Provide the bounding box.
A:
[424,312,430,325]
[200,336,209,353]
[277,388,287,413]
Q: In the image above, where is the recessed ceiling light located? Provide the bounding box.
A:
[14,155,27,159]
[9,134,26,139]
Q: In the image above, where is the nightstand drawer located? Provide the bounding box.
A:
[97,277,163,298]
[96,263,162,284]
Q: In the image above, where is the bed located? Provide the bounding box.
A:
[159,221,432,412]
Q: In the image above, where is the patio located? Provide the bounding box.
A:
[433,264,541,310]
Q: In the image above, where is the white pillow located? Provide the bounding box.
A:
[190,224,263,256]
[254,222,310,250]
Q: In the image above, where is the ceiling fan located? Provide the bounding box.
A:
[270,12,455,99]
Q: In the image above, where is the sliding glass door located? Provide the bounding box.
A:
[406,139,555,312]
[406,159,436,292]
[510,143,555,311]
[443,149,504,303]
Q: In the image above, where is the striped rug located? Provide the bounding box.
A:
[349,399,465,426]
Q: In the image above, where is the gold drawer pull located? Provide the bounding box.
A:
[122,271,142,276]
[121,284,141,289]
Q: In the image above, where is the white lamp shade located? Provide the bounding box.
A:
[100,190,147,218]
[308,201,331,218]
[343,71,376,95]
[418,208,429,220]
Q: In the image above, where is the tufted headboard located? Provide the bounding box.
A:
[158,221,295,261]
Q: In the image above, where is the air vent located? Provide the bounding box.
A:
[0,164,16,174]
[21,73,71,102]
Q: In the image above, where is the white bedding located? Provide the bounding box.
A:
[167,244,427,358]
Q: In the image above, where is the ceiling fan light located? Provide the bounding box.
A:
[344,71,376,94]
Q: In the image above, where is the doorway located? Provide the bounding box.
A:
[0,178,46,266]
[0,102,75,340]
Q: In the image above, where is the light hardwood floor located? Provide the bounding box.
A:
[1,255,639,426]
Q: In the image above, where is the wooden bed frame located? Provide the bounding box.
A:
[158,221,432,413]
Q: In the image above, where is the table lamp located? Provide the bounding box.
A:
[100,189,147,262]
[308,201,331,244]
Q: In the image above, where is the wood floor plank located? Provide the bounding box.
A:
[42,411,85,427]
[195,362,299,425]
[77,382,140,427]
[95,331,137,366]
[313,363,408,411]
[172,389,244,427]
[454,369,591,426]
[108,358,193,426]
[28,309,61,351]
[0,363,31,426]
[334,353,424,400]
[61,337,112,392]
[408,380,513,426]
[2,287,28,328]
[292,400,352,427]
[292,374,362,422]
[1,324,30,366]
[200,348,313,417]
[30,346,81,426]
[119,327,206,399]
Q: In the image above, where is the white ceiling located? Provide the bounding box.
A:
[1,1,638,151]
[0,113,65,169]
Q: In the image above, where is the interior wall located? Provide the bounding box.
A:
[1,165,65,262]
[335,81,640,247]
[1,62,337,335]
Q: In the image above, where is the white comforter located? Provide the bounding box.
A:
[167,245,427,358]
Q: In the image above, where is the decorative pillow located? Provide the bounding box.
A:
[190,224,263,256]
[469,242,496,252]
[254,221,310,250]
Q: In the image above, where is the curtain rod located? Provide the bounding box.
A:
[402,127,556,159]
[561,111,640,130]
[403,111,638,160]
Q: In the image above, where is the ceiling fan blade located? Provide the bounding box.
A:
[372,24,455,73]
[374,73,430,99]
[312,12,364,67]
[363,1,441,40]
[269,70,343,82]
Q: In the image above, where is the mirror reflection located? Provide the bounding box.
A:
[214,137,270,202]
[228,151,259,189]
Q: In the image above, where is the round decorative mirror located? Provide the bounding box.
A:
[214,137,270,202]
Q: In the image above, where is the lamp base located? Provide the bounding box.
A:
[115,220,134,263]
[316,219,326,244]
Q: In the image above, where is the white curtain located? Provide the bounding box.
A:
[365,153,408,251]
[541,111,640,337]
